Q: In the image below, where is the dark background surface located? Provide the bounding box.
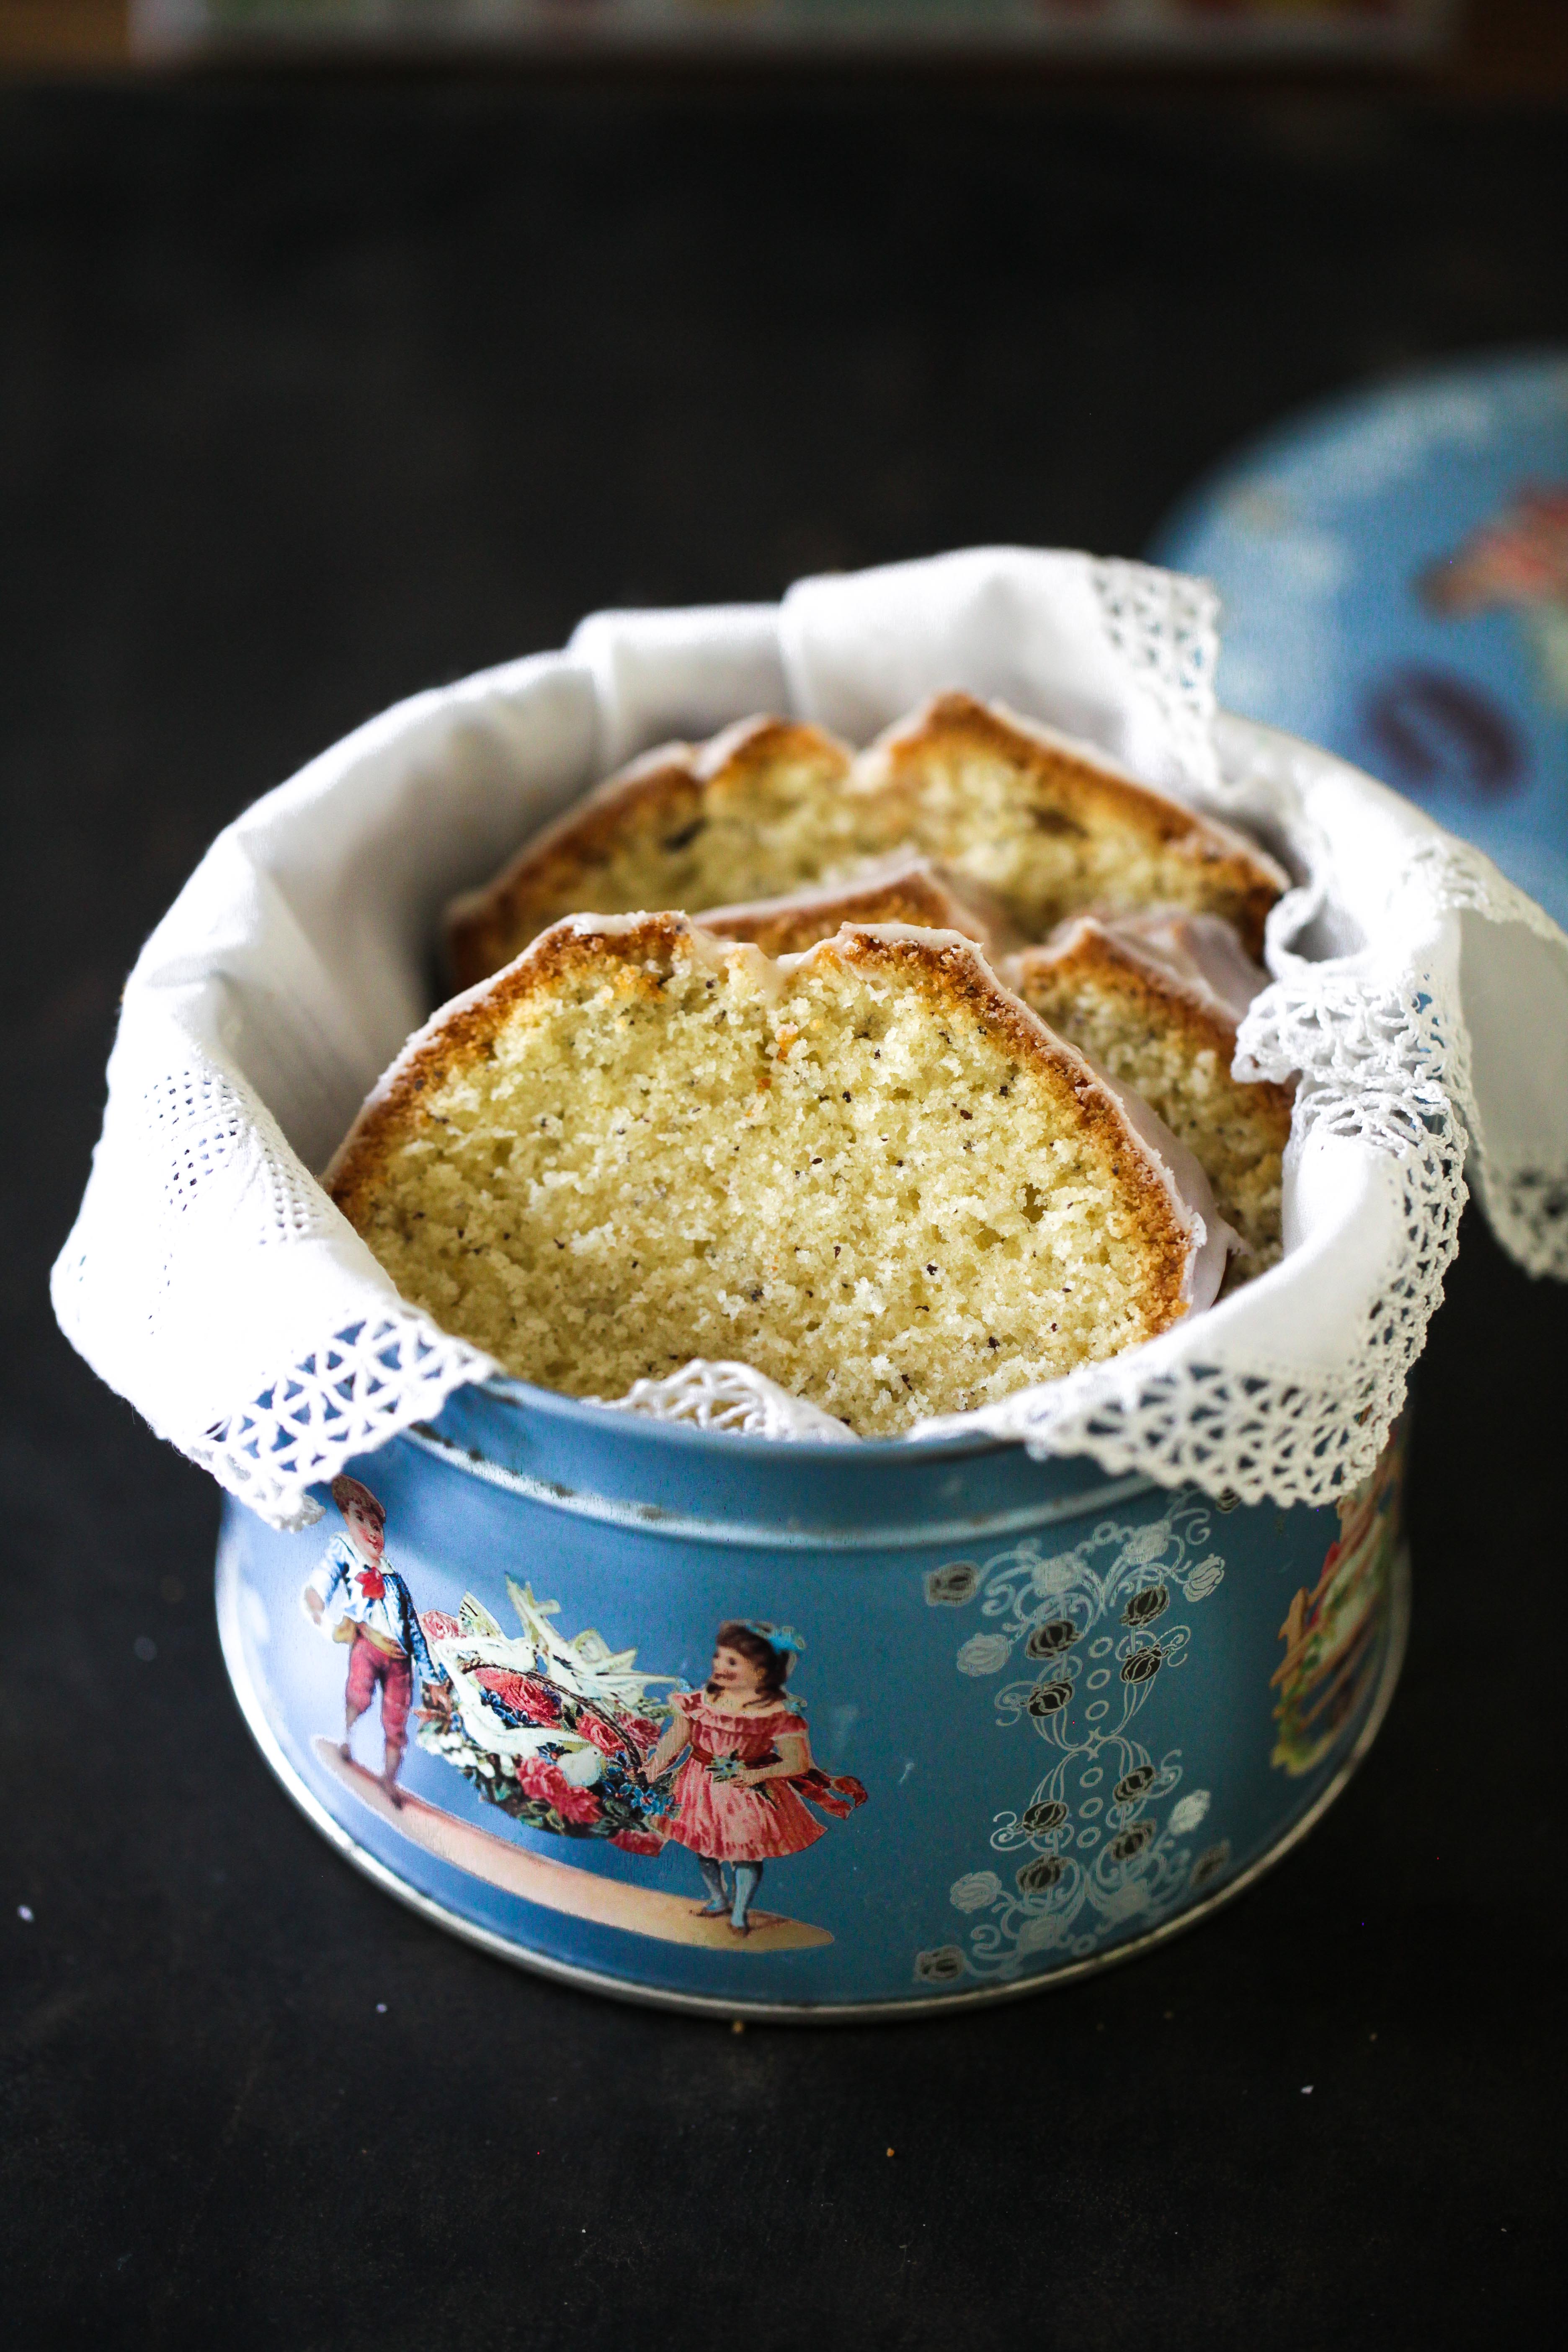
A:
[4,76,1567,2351]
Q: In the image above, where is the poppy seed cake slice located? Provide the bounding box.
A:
[1009,913,1295,1267]
[329,915,1229,1436]
[445,717,883,991]
[856,693,1287,957]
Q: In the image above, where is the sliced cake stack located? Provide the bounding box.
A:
[330,692,1294,1433]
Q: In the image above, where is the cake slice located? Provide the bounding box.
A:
[854,694,1287,957]
[329,915,1230,1436]
[446,694,1288,988]
[1008,912,1294,1267]
[445,717,887,990]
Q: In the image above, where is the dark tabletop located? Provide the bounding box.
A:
[3,71,1566,2352]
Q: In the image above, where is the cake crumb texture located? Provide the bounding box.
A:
[445,720,890,990]
[1011,919,1294,1266]
[331,917,1197,1434]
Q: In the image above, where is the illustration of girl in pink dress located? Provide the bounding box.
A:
[641,1621,867,1936]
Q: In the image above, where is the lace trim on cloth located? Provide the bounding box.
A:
[1090,557,1221,795]
[190,1316,496,1532]
[1483,1168,1568,1279]
[1404,835,1568,946]
[1401,837,1568,1281]
[51,1060,498,1532]
[593,1362,858,1443]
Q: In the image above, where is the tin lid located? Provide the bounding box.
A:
[1153,349,1568,931]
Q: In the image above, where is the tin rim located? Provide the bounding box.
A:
[216,1538,1410,2024]
[400,1414,1160,1548]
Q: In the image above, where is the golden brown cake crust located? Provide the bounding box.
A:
[862,693,1287,958]
[444,720,856,990]
[1016,921,1295,1120]
[444,756,701,991]
[1016,923,1243,1068]
[871,694,1207,840]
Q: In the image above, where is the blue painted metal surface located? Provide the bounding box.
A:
[1153,349,1568,930]
[217,1379,1406,2015]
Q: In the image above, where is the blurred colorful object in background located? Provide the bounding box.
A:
[134,0,1458,62]
[1154,353,1568,932]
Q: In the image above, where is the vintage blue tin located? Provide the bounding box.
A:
[217,1380,1408,2018]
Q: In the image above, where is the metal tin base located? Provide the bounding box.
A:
[217,1539,1409,2024]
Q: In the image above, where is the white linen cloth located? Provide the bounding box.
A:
[52,549,1568,1529]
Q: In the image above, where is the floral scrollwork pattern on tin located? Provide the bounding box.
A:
[916,1496,1228,1986]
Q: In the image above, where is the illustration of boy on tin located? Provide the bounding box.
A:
[641,1621,866,1936]
[303,1475,441,1806]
